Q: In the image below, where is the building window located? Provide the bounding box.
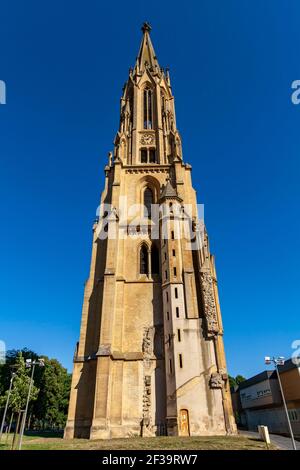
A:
[176,307,179,318]
[289,410,299,422]
[164,252,167,261]
[166,292,169,302]
[171,230,174,240]
[151,245,159,275]
[173,267,177,276]
[140,147,156,164]
[179,354,183,368]
[149,148,156,163]
[165,270,168,280]
[144,88,153,129]
[141,148,147,163]
[140,245,148,275]
[161,92,165,122]
[177,329,181,342]
[175,287,178,298]
[167,311,169,321]
[172,249,175,256]
[169,359,172,374]
[144,187,153,218]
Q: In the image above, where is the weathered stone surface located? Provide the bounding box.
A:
[200,272,220,335]
[210,373,224,389]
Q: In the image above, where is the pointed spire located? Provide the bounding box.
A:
[135,22,160,74]
[160,178,182,202]
[166,67,171,87]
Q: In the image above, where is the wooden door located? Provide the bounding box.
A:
[179,409,190,436]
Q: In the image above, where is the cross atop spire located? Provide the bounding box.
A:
[135,22,160,74]
[141,22,151,33]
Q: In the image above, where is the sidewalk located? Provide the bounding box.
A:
[240,430,300,450]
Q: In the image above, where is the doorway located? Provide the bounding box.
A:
[179,409,190,436]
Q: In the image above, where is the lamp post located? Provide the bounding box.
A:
[0,372,16,441]
[18,358,44,450]
[265,356,297,450]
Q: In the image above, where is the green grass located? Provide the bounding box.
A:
[0,433,276,450]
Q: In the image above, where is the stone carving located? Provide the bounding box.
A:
[142,329,154,434]
[125,168,168,174]
[142,327,154,356]
[140,133,155,145]
[142,375,151,427]
[210,372,224,389]
[200,272,219,335]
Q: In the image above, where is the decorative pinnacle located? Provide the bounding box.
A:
[141,22,152,34]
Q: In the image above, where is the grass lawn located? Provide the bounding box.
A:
[0,433,276,450]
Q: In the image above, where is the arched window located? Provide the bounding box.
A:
[144,187,153,218]
[144,88,153,129]
[151,245,160,275]
[140,245,148,275]
[161,92,166,123]
[141,148,147,163]
[149,148,156,163]
[128,89,133,124]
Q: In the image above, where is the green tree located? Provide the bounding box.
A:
[0,349,71,430]
[0,352,39,413]
[235,375,246,385]
[0,348,38,397]
[229,375,237,389]
[32,357,71,429]
[229,374,246,390]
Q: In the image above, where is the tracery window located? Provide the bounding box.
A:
[144,187,153,218]
[144,88,153,129]
[140,245,148,274]
[140,147,156,164]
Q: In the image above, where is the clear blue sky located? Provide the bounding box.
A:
[0,1,299,379]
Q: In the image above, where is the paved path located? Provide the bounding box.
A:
[240,430,300,450]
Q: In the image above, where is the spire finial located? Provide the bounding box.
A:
[135,22,160,74]
[141,22,152,34]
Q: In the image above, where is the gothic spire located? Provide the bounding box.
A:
[135,22,160,74]
[160,179,183,202]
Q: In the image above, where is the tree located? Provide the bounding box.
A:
[0,352,39,413]
[235,375,246,386]
[32,357,71,429]
[229,374,246,390]
[0,348,38,397]
[229,375,236,389]
[0,349,71,430]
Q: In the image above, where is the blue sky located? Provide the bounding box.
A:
[0,0,299,378]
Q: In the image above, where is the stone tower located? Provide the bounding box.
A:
[64,23,236,439]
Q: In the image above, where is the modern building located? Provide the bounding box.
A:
[232,359,300,437]
[64,23,236,439]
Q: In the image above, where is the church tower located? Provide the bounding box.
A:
[65,23,236,439]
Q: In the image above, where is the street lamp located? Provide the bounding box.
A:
[264,356,297,450]
[18,358,45,450]
[0,372,16,441]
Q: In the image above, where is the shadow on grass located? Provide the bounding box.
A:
[24,430,63,439]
